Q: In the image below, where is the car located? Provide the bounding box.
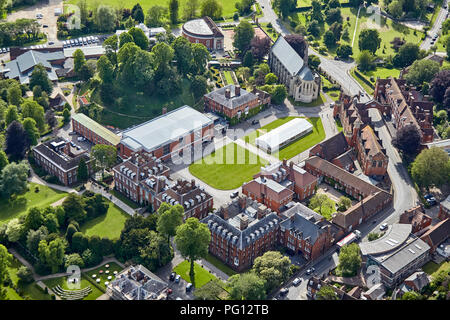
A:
[1,48,5,54]
[77,136,84,142]
[230,191,239,199]
[426,197,437,206]
[167,288,173,295]
[380,223,388,231]
[169,272,176,281]
[292,278,302,286]
[48,41,54,45]
[306,268,312,275]
[43,24,48,28]
[70,142,76,147]
[76,145,81,150]
[251,119,259,125]
[186,283,193,292]
[329,102,335,108]
[176,297,183,300]
[279,288,289,296]
[6,48,9,52]
[175,275,181,283]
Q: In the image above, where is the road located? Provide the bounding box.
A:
[420,0,449,50]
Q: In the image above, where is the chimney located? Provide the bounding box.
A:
[238,196,246,210]
[191,179,195,188]
[225,88,231,99]
[289,161,294,170]
[222,206,229,220]
[235,85,241,96]
[162,107,167,115]
[282,159,287,167]
[239,214,249,231]
[257,205,267,220]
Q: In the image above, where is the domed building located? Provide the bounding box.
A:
[182,16,224,50]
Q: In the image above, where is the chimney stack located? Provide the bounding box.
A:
[225,88,231,99]
[235,85,241,96]
[191,179,195,187]
[239,214,249,230]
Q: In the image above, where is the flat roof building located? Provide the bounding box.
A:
[119,105,214,161]
[72,113,121,147]
[182,16,224,50]
[255,118,313,154]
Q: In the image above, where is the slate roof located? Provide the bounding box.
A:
[72,113,121,146]
[420,218,450,248]
[404,271,430,291]
[312,132,349,161]
[271,36,305,76]
[204,84,258,109]
[360,125,385,157]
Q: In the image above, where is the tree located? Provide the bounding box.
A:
[156,203,184,244]
[401,291,424,300]
[145,5,168,27]
[336,44,353,59]
[393,43,420,68]
[0,244,12,285]
[119,32,134,49]
[5,105,19,127]
[62,193,87,225]
[430,70,450,104]
[71,232,88,253]
[265,73,278,85]
[191,43,210,75]
[235,0,254,15]
[0,161,29,200]
[446,35,450,60]
[151,42,175,75]
[62,108,71,124]
[200,0,222,20]
[242,51,254,67]
[191,75,208,99]
[309,55,321,71]
[173,36,193,75]
[405,59,440,86]
[26,226,48,255]
[310,0,324,23]
[129,27,149,50]
[323,30,337,48]
[174,217,211,286]
[444,88,450,110]
[337,243,361,277]
[137,231,173,271]
[357,50,375,72]
[358,29,381,55]
[285,34,308,59]
[16,266,33,283]
[7,84,22,106]
[309,193,335,217]
[29,64,53,95]
[38,238,66,273]
[392,124,422,156]
[22,117,39,146]
[411,147,450,189]
[90,144,117,174]
[73,49,86,75]
[21,99,45,132]
[251,36,271,61]
[77,158,89,183]
[45,110,57,129]
[337,196,352,212]
[169,0,179,24]
[273,0,296,19]
[96,5,117,32]
[5,218,24,242]
[368,232,381,241]
[131,3,145,23]
[24,207,44,231]
[316,285,338,300]
[329,22,343,40]
[308,20,321,38]
[64,253,84,269]
[228,273,267,300]
[233,20,255,52]
[5,121,29,161]
[253,251,291,292]
[184,0,199,20]
[194,278,226,300]
[270,84,287,104]
[0,151,8,173]
[103,35,119,67]
[325,8,342,25]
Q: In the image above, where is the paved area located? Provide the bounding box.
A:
[421,0,449,50]
[86,182,136,216]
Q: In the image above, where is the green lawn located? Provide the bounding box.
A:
[0,183,67,225]
[189,143,268,190]
[80,201,129,239]
[43,276,104,300]
[66,0,240,19]
[243,116,326,160]
[173,260,217,288]
[288,92,326,107]
[259,22,279,42]
[350,67,375,95]
[422,261,450,277]
[83,262,124,291]
[350,66,401,96]
[223,70,235,85]
[110,189,140,209]
[5,257,52,300]
[204,253,238,277]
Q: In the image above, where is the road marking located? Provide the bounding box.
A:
[351,5,362,48]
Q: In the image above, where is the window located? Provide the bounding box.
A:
[163,144,170,155]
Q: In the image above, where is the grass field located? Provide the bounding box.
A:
[350,67,375,95]
[173,260,217,288]
[109,189,140,209]
[243,116,326,160]
[223,70,235,85]
[66,0,240,20]
[288,92,326,107]
[205,253,238,276]
[0,183,67,225]
[80,202,129,239]
[189,143,268,190]
[422,261,450,278]
[43,276,104,300]
[83,262,124,291]
[6,257,51,300]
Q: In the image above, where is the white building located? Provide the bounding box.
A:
[255,118,313,154]
[268,36,321,103]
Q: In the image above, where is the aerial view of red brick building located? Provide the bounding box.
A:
[182,16,224,50]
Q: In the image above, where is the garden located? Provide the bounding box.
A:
[80,202,129,239]
[189,142,269,190]
[173,260,218,288]
[84,262,124,291]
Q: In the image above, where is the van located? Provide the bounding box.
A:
[77,137,84,142]
[186,283,193,292]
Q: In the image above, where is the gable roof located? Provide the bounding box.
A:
[420,218,450,247]
[271,36,305,76]
[72,113,121,146]
[204,84,258,109]
[312,132,349,161]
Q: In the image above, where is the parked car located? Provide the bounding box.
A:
[70,142,76,147]
[280,288,289,296]
[167,288,173,295]
[306,268,312,275]
[230,191,239,199]
[251,119,259,125]
[175,275,181,283]
[169,272,176,281]
[77,137,84,142]
[186,283,193,292]
[424,194,437,206]
[48,41,54,45]
[380,223,388,231]
[292,278,302,286]
[43,24,48,28]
